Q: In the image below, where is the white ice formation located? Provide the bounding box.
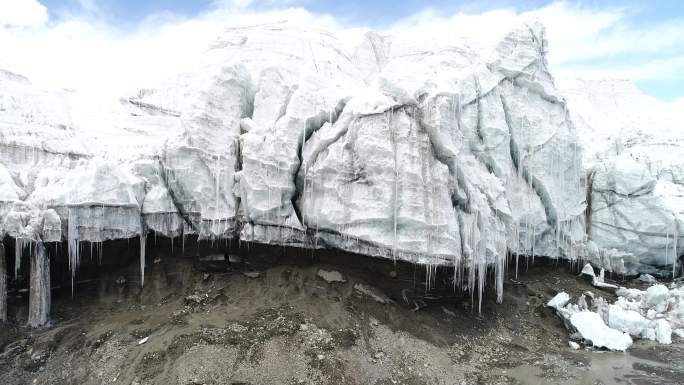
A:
[0,21,682,326]
[559,78,684,276]
[548,279,684,350]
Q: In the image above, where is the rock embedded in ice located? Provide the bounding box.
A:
[580,263,618,289]
[569,311,633,351]
[637,274,657,285]
[580,263,595,278]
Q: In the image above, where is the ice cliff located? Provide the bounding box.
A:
[559,78,684,276]
[0,22,681,326]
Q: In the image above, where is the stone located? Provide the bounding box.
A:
[354,284,390,304]
[317,269,346,283]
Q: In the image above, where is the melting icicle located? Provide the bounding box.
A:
[28,242,50,328]
[15,238,31,279]
[140,232,146,288]
[666,226,670,269]
[389,107,399,263]
[0,242,6,322]
[67,208,80,296]
[673,219,679,279]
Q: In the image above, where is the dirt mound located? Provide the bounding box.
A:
[0,253,682,385]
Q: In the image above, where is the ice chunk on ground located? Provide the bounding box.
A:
[569,311,632,351]
[580,263,619,289]
[654,319,672,344]
[644,285,669,313]
[547,292,570,310]
[607,304,649,337]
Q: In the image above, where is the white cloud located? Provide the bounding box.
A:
[0,0,681,99]
[0,0,49,27]
[382,1,684,88]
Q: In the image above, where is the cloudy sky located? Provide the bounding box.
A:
[1,0,682,102]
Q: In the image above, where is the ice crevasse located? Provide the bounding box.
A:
[0,21,682,326]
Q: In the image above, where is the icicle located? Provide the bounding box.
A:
[14,238,27,279]
[666,227,670,268]
[140,232,146,288]
[28,242,50,328]
[495,251,504,304]
[390,107,399,263]
[67,208,80,296]
[674,219,679,279]
[0,242,6,322]
[181,228,186,256]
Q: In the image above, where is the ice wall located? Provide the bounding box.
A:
[560,79,684,275]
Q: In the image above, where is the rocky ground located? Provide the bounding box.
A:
[0,250,682,385]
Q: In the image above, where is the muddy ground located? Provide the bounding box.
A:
[0,248,682,385]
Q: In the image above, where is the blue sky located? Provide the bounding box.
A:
[2,0,683,101]
[37,0,682,26]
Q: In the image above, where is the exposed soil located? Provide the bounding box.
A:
[0,247,682,385]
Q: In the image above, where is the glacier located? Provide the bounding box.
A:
[0,22,682,327]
